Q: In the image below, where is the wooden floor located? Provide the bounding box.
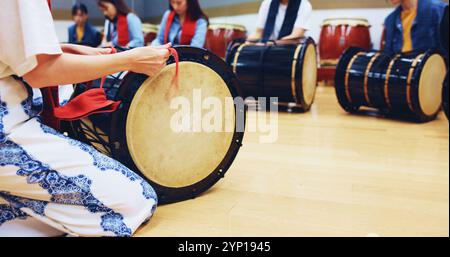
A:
[136,86,449,237]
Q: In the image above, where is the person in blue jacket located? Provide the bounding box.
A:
[68,3,102,47]
[384,0,448,55]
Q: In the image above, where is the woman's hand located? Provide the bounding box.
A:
[126,43,172,77]
[61,44,113,55]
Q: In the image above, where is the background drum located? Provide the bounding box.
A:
[335,47,447,122]
[318,18,372,84]
[69,46,245,204]
[143,23,159,46]
[380,28,386,51]
[204,23,247,59]
[226,38,318,112]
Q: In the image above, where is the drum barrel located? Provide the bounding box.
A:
[335,48,447,122]
[228,38,318,111]
[319,18,372,64]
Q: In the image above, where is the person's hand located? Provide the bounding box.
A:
[127,43,172,77]
[61,44,113,55]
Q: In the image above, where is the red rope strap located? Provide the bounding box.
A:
[168,47,179,90]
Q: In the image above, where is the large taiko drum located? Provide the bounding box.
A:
[143,23,159,46]
[205,24,247,59]
[226,38,318,111]
[318,18,372,83]
[335,47,447,122]
[69,47,245,204]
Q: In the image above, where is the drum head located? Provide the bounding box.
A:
[418,54,446,116]
[301,43,318,108]
[126,62,236,189]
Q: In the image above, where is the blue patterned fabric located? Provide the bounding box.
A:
[0,140,133,236]
[0,202,28,226]
[1,77,156,236]
[39,124,157,202]
[0,99,7,144]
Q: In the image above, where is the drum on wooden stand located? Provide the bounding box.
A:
[68,46,245,204]
[335,47,447,122]
[318,18,372,84]
[226,37,318,112]
[143,23,159,46]
[205,23,247,59]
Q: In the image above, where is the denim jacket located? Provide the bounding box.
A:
[68,22,102,47]
[384,0,448,55]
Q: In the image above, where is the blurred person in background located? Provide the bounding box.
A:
[68,3,102,47]
[384,0,448,55]
[152,0,208,48]
[98,0,144,48]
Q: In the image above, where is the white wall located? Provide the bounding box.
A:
[211,8,392,50]
[55,8,392,49]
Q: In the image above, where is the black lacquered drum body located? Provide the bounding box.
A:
[335,47,448,122]
[444,72,449,120]
[226,38,318,111]
[69,46,245,204]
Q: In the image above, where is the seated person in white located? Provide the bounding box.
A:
[248,0,313,42]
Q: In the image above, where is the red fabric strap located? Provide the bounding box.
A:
[42,0,122,128]
[117,14,130,47]
[164,11,197,45]
[54,88,121,121]
[54,47,121,121]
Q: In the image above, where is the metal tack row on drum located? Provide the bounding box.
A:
[335,48,447,122]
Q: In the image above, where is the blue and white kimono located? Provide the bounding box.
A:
[0,0,157,237]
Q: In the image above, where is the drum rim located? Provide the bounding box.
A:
[334,47,368,113]
[294,37,317,110]
[443,71,449,120]
[208,23,247,31]
[322,17,370,27]
[110,46,246,204]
